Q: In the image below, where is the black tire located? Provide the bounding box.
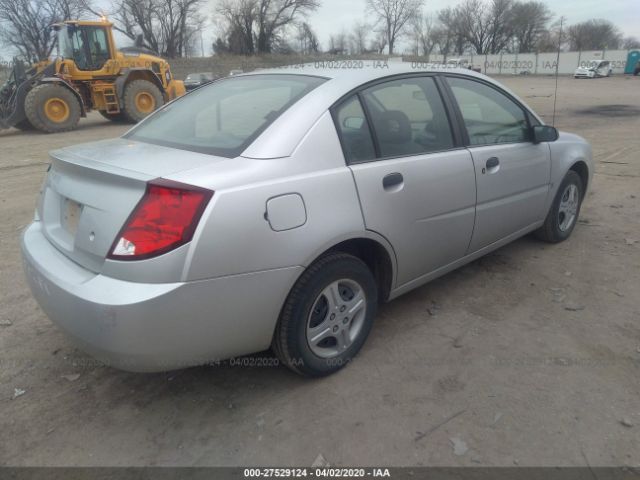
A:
[122,79,164,123]
[273,253,378,377]
[99,110,129,123]
[24,84,81,133]
[535,170,584,243]
[14,119,35,131]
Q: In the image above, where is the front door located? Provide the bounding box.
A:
[334,76,477,287]
[445,76,551,252]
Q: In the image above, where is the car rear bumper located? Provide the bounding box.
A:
[21,221,302,372]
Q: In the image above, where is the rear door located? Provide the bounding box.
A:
[334,75,477,287]
[444,75,551,252]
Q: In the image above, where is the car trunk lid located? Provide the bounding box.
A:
[38,138,224,272]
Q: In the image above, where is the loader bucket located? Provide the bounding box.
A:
[0,59,37,129]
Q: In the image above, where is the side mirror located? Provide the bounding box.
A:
[532,125,559,144]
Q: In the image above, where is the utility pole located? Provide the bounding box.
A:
[552,16,565,126]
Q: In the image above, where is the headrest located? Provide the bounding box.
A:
[373,110,412,144]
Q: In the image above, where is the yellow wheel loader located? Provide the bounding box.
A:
[0,19,186,133]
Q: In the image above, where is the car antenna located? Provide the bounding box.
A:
[552,16,565,127]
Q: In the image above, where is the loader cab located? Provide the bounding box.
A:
[55,21,115,71]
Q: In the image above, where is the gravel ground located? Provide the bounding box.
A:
[0,75,639,467]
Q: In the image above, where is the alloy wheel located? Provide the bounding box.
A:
[306,279,367,358]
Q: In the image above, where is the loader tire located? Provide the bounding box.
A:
[122,80,164,123]
[24,84,81,133]
[99,110,129,123]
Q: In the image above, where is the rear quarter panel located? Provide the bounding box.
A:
[167,112,370,282]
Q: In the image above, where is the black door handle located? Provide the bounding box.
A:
[383,172,404,190]
[486,157,500,169]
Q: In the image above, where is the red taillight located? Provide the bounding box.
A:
[108,179,213,261]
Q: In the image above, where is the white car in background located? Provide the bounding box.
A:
[574,60,612,78]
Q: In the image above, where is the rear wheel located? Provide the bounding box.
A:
[273,253,378,377]
[535,171,584,243]
[24,84,81,133]
[122,80,164,123]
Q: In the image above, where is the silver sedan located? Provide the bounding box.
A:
[21,65,593,376]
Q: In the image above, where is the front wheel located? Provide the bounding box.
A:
[24,84,81,133]
[273,253,378,377]
[535,170,584,243]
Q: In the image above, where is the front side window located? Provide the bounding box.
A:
[447,77,531,145]
[361,76,454,158]
[127,74,326,158]
[334,96,376,164]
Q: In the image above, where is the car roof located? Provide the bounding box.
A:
[238,62,543,159]
[241,62,517,102]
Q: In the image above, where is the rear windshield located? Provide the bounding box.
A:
[126,74,327,158]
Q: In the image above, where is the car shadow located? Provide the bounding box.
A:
[82,234,544,406]
[13,232,552,466]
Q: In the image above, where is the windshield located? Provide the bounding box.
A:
[57,26,74,59]
[126,74,326,158]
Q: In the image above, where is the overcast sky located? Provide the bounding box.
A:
[195,0,639,53]
[1,0,638,59]
[301,0,640,49]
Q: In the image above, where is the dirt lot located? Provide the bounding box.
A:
[0,75,639,468]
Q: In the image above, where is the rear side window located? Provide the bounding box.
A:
[127,74,326,158]
[334,96,376,164]
[361,77,454,158]
[447,77,531,145]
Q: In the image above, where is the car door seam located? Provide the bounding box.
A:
[347,166,400,290]
[464,147,479,256]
